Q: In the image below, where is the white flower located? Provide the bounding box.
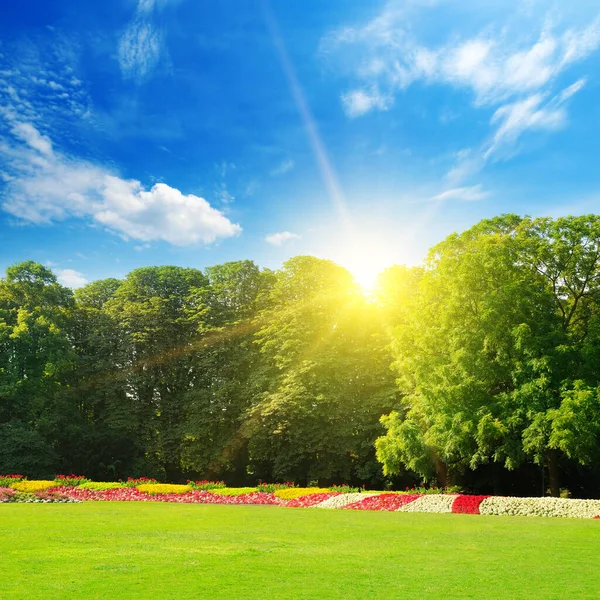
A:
[399,494,458,513]
[312,493,374,509]
[479,496,600,519]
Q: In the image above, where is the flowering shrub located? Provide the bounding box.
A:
[274,487,330,500]
[479,496,600,519]
[12,478,600,519]
[78,481,126,490]
[54,474,89,487]
[122,477,157,487]
[399,494,457,513]
[328,484,364,493]
[286,493,337,508]
[136,484,191,495]
[399,485,462,495]
[188,480,226,491]
[344,493,421,511]
[2,489,79,503]
[52,487,284,505]
[212,487,257,496]
[0,486,17,502]
[10,480,58,492]
[313,492,375,509]
[452,495,490,514]
[257,482,295,493]
[0,474,25,486]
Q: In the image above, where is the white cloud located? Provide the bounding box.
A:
[1,123,242,246]
[485,78,586,159]
[10,122,53,156]
[265,231,301,246]
[270,159,295,177]
[327,10,600,111]
[324,5,598,178]
[432,184,489,202]
[118,0,172,82]
[341,88,391,118]
[57,269,88,289]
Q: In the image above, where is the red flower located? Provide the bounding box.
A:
[451,495,489,514]
[344,494,421,511]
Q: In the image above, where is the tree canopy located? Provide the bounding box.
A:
[2,214,600,496]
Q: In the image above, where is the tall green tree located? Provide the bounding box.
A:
[246,256,398,485]
[105,266,209,481]
[0,261,75,477]
[376,215,600,495]
[180,261,275,482]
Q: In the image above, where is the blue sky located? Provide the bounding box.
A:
[1,0,600,289]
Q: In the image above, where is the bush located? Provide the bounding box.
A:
[0,474,25,486]
[8,490,79,503]
[0,487,17,502]
[256,482,295,493]
[328,484,364,494]
[122,477,157,487]
[78,481,125,491]
[54,474,89,487]
[187,480,226,491]
[10,480,57,492]
[136,484,191,495]
[400,485,462,495]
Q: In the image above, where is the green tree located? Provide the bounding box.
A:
[377,215,600,495]
[246,256,398,485]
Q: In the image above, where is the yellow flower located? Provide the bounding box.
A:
[10,480,56,492]
[136,484,191,495]
[274,487,330,499]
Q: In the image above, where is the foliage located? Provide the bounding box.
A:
[122,477,157,487]
[4,215,600,497]
[0,474,25,486]
[256,481,295,493]
[328,484,364,493]
[187,480,226,490]
[377,214,600,496]
[54,474,89,486]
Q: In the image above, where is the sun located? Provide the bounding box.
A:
[337,244,391,297]
[317,226,416,298]
[351,268,379,296]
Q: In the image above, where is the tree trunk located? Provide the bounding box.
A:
[433,456,448,488]
[546,450,560,497]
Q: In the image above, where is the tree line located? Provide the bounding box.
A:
[2,214,600,497]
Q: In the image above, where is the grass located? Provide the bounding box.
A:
[2,503,599,599]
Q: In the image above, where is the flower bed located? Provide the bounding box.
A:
[479,496,600,519]
[10,480,58,493]
[314,492,375,509]
[399,494,457,513]
[136,484,191,495]
[50,487,285,506]
[452,495,489,514]
[344,493,421,511]
[274,487,330,500]
[286,493,338,508]
[3,474,600,519]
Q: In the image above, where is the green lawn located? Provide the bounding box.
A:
[1,503,599,599]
